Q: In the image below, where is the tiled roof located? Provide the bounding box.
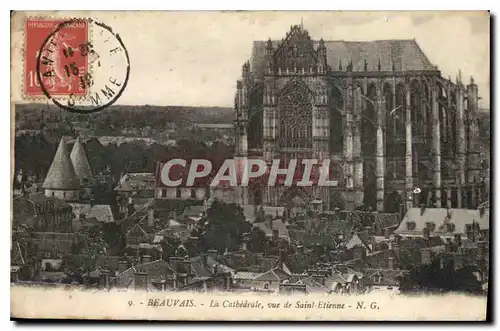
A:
[345,232,371,251]
[43,137,81,190]
[69,203,115,223]
[254,265,291,282]
[182,205,206,217]
[26,192,72,211]
[376,213,401,229]
[365,250,400,270]
[241,205,285,223]
[115,173,156,191]
[234,271,261,280]
[364,268,408,287]
[190,255,235,276]
[253,219,289,240]
[32,232,85,255]
[285,275,330,293]
[114,259,175,288]
[64,255,127,272]
[395,208,490,236]
[69,137,93,185]
[250,38,437,78]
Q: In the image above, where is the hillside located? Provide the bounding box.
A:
[15,103,235,132]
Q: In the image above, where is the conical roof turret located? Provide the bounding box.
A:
[70,136,93,185]
[43,137,81,190]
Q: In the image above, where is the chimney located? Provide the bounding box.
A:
[118,260,130,274]
[172,273,178,289]
[134,271,148,290]
[272,229,279,241]
[420,203,426,216]
[142,255,152,264]
[388,256,394,270]
[454,234,462,247]
[148,208,155,227]
[278,248,286,268]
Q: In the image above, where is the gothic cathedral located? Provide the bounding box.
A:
[234,25,485,213]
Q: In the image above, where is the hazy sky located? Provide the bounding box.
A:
[12,11,490,108]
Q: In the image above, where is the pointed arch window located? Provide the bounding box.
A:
[278,82,312,149]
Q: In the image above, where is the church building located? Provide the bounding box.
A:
[233,24,484,213]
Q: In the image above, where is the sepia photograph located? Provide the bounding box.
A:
[9,10,491,321]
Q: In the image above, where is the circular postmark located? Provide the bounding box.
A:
[36,18,130,114]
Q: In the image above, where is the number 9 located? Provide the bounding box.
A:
[128,301,133,307]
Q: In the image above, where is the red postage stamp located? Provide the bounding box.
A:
[24,18,89,97]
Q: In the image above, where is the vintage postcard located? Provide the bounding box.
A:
[10,11,490,321]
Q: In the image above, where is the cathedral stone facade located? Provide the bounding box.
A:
[234,25,484,213]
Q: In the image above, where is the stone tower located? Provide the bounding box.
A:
[43,137,82,201]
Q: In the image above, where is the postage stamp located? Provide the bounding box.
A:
[24,18,89,97]
[23,17,130,113]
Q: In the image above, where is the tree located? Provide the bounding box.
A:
[160,236,182,260]
[399,258,483,294]
[197,199,251,253]
[79,226,108,259]
[101,223,126,254]
[248,227,267,253]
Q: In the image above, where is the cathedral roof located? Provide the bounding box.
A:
[250,39,437,77]
[70,136,93,184]
[43,137,81,190]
